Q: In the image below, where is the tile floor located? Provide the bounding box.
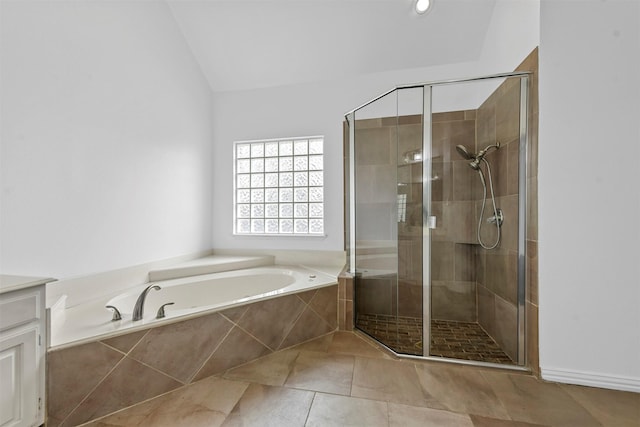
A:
[82,331,639,427]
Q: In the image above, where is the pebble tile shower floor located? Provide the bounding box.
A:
[356,314,513,363]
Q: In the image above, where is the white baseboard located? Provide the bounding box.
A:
[541,367,640,392]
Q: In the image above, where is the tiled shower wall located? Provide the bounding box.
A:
[351,116,424,320]
[47,285,338,426]
[474,48,539,367]
[431,110,479,322]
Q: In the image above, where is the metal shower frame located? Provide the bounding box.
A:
[345,71,530,369]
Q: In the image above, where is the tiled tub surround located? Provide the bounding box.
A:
[47,283,339,426]
[49,264,337,348]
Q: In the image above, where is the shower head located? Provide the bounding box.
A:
[455,145,474,160]
[475,142,501,162]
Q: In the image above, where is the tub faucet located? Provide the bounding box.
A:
[132,284,161,321]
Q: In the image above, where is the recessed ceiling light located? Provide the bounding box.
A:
[415,0,431,15]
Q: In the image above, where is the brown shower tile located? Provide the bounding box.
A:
[526,302,539,374]
[308,284,338,328]
[223,348,299,387]
[284,350,354,395]
[47,341,124,422]
[219,305,248,323]
[237,294,305,350]
[397,280,422,318]
[507,139,520,195]
[496,78,521,144]
[493,297,518,361]
[62,357,181,426]
[389,403,474,427]
[528,111,539,179]
[295,288,317,303]
[431,161,452,201]
[84,376,249,427]
[431,281,476,322]
[279,305,335,350]
[45,415,63,427]
[415,363,510,419]
[431,241,454,280]
[433,110,466,122]
[443,201,477,243]
[526,240,538,304]
[476,98,496,147]
[559,383,640,427]
[353,127,394,166]
[396,122,422,160]
[454,243,476,281]
[222,384,314,426]
[499,195,519,252]
[128,312,234,383]
[453,159,476,201]
[101,330,148,354]
[351,357,444,408]
[193,325,271,381]
[306,393,389,427]
[482,371,602,426]
[485,251,517,304]
[477,284,496,338]
[527,176,538,240]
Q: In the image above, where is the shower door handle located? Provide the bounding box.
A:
[426,216,437,229]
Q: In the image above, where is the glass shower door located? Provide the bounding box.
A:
[351,88,425,356]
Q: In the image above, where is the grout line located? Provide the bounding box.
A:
[303,392,317,427]
[57,349,128,426]
[186,317,237,383]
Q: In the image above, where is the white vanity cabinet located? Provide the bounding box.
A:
[0,276,52,427]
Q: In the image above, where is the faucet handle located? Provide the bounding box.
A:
[106,305,122,321]
[156,302,175,319]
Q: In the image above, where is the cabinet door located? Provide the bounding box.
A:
[0,327,38,427]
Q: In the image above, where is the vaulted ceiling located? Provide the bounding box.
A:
[167,0,497,92]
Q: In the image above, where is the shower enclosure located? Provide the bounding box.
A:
[345,72,529,367]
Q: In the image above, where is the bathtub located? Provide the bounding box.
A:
[49,264,338,349]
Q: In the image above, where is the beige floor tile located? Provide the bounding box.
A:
[389,403,474,427]
[284,350,354,395]
[221,383,314,427]
[328,331,393,359]
[469,415,550,427]
[85,376,249,427]
[306,393,389,427]
[351,358,445,409]
[415,363,511,419]
[560,383,640,427]
[223,349,299,386]
[482,371,603,426]
[289,332,334,352]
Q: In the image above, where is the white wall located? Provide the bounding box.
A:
[539,0,640,391]
[211,0,539,251]
[0,1,214,278]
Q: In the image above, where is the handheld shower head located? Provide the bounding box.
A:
[455,145,474,160]
[475,142,501,161]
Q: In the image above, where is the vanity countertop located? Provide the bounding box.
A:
[0,274,56,295]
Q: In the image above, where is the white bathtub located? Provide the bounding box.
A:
[49,265,338,349]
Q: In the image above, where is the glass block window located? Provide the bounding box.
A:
[234,136,324,235]
[397,194,407,223]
